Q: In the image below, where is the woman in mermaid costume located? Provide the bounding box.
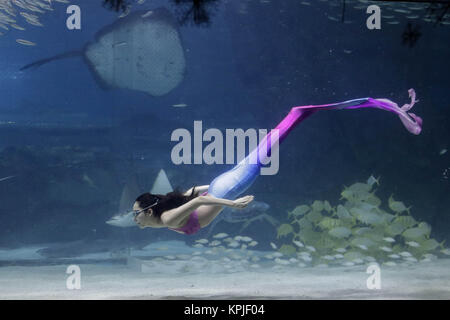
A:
[133,89,422,235]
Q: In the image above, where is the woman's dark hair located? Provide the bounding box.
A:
[135,187,197,218]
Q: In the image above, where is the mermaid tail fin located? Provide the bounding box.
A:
[371,89,422,135]
[290,89,422,135]
[209,89,422,200]
[401,88,418,111]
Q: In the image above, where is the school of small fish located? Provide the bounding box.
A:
[240,0,450,26]
[3,0,449,49]
[145,176,448,273]
[271,176,449,268]
[0,0,73,45]
[0,0,158,45]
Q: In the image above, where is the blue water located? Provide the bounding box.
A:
[0,0,449,269]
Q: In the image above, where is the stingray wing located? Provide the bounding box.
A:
[84,8,186,96]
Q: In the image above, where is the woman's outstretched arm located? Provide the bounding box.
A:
[199,195,254,208]
[161,195,253,227]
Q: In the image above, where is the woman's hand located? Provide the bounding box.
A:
[232,195,254,209]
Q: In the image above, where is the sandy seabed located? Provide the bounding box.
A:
[1,260,450,299]
[0,241,449,299]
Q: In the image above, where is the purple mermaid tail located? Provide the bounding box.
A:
[208,89,422,200]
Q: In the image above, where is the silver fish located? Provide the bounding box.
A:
[16,39,36,46]
[0,175,15,182]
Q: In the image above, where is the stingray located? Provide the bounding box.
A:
[20,8,186,96]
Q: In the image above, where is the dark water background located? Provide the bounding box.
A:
[0,0,448,249]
